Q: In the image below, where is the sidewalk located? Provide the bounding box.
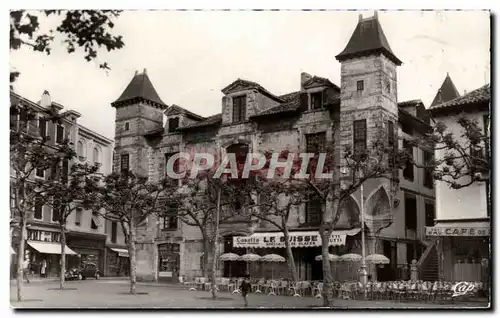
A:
[10,276,129,284]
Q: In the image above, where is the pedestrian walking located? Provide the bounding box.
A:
[41,259,47,278]
[240,274,251,307]
[22,258,30,283]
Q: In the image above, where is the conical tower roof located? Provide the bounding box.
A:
[112,69,166,108]
[430,73,461,107]
[336,13,402,66]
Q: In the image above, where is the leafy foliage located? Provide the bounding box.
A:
[10,10,124,87]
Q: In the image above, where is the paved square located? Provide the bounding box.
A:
[10,280,489,309]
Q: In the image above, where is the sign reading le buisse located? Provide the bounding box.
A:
[233,232,347,248]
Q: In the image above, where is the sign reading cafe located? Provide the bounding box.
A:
[425,226,490,237]
[233,229,361,248]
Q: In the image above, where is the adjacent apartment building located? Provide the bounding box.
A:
[425,80,490,283]
[10,90,114,278]
[110,12,436,283]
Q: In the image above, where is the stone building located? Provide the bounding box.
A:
[110,13,435,282]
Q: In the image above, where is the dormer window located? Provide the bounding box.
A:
[168,117,179,133]
[357,80,364,92]
[232,95,246,123]
[310,92,323,110]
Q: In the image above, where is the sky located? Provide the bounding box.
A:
[9,10,491,140]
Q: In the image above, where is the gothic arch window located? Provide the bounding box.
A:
[367,187,391,217]
[336,196,361,229]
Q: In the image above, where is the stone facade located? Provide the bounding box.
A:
[110,14,435,282]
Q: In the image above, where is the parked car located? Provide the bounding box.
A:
[65,267,83,281]
[78,262,101,280]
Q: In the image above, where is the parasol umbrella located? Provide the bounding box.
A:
[366,254,390,264]
[340,253,362,280]
[260,254,285,280]
[219,253,241,277]
[315,254,340,262]
[240,253,261,278]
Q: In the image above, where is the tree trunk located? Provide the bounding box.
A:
[16,218,27,302]
[128,223,137,295]
[210,236,218,300]
[59,224,66,290]
[320,230,334,307]
[283,227,299,283]
[202,232,210,278]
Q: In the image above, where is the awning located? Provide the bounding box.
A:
[233,228,361,248]
[425,221,490,237]
[111,248,129,257]
[27,241,77,255]
[11,247,16,255]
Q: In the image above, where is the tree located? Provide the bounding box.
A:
[37,162,100,290]
[10,98,74,301]
[308,130,407,307]
[412,115,490,189]
[10,10,124,87]
[160,172,242,300]
[241,180,308,284]
[92,172,175,295]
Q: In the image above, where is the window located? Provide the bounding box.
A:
[91,212,99,229]
[39,117,47,138]
[77,141,85,159]
[232,95,246,123]
[310,92,323,110]
[165,153,180,175]
[353,120,367,155]
[52,204,62,222]
[75,208,82,226]
[35,168,45,179]
[111,221,117,243]
[388,121,395,167]
[357,80,364,92]
[163,216,178,230]
[62,159,69,184]
[168,117,179,132]
[402,140,414,181]
[93,147,100,164]
[305,195,322,225]
[305,132,326,153]
[405,196,417,231]
[124,122,130,131]
[121,154,130,173]
[423,151,434,189]
[34,198,43,220]
[425,202,435,227]
[56,124,64,144]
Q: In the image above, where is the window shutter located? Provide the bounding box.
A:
[56,125,64,143]
[299,93,308,111]
[39,118,47,138]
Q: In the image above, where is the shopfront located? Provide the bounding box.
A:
[25,229,77,278]
[66,232,106,273]
[157,243,180,282]
[105,246,130,277]
[233,228,361,281]
[426,221,490,284]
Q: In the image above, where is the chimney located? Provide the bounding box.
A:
[40,90,51,108]
[359,14,363,22]
[134,70,139,76]
[374,11,378,19]
[143,68,147,75]
[300,72,313,91]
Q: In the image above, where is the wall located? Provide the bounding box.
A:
[434,113,489,221]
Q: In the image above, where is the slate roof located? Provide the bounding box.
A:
[178,113,223,130]
[430,84,490,112]
[164,104,204,120]
[398,99,424,107]
[250,92,301,117]
[335,15,402,66]
[112,70,167,107]
[221,78,284,103]
[430,74,461,107]
[303,76,337,89]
